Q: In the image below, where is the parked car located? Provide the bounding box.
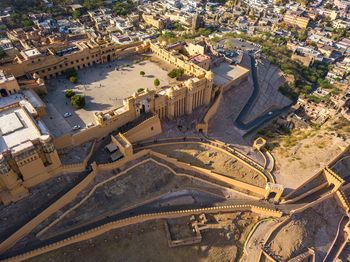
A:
[72,125,81,131]
[64,112,72,118]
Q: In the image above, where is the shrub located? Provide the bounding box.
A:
[65,68,77,79]
[71,94,85,109]
[64,89,75,98]
[140,71,145,76]
[154,78,160,87]
[168,68,184,79]
[137,88,144,93]
[0,47,6,59]
[69,76,78,83]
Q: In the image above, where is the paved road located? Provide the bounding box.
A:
[234,55,292,132]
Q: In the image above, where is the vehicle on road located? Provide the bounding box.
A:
[72,125,81,131]
[64,112,72,118]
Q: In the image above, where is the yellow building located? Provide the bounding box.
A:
[283,13,310,28]
[0,70,20,97]
[0,101,61,204]
[0,40,249,204]
[0,39,118,80]
[142,14,170,30]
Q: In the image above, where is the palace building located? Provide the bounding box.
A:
[0,38,249,204]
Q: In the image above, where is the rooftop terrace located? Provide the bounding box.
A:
[0,103,48,154]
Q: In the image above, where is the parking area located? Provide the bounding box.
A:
[42,55,172,137]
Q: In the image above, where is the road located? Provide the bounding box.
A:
[234,55,292,132]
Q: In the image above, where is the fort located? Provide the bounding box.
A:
[0,37,249,205]
[1,31,349,262]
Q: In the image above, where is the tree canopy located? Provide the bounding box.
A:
[83,0,104,10]
[0,47,6,59]
[71,95,85,109]
[113,0,134,16]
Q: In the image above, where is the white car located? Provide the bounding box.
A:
[268,111,273,116]
[72,125,81,131]
[64,112,72,118]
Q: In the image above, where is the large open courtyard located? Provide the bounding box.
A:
[41,55,173,137]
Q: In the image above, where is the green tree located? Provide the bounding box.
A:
[113,0,134,16]
[168,68,184,79]
[64,89,75,98]
[71,10,80,20]
[71,94,85,109]
[65,68,77,79]
[0,47,6,59]
[140,71,145,76]
[154,78,160,87]
[69,76,78,83]
[83,0,103,10]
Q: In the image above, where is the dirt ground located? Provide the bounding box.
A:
[41,159,243,239]
[151,143,266,187]
[263,123,348,191]
[268,197,344,260]
[58,141,94,164]
[30,212,260,262]
[0,172,84,241]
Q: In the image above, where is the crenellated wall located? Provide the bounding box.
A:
[4,204,281,262]
[123,115,162,143]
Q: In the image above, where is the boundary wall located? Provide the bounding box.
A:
[4,205,282,262]
[149,151,267,197]
[123,115,162,143]
[0,145,277,258]
[283,145,350,202]
[335,190,350,215]
[138,139,271,183]
[196,86,223,134]
[0,165,98,254]
[50,140,96,177]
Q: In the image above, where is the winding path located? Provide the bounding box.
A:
[234,55,292,131]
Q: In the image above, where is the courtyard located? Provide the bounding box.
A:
[41,55,173,137]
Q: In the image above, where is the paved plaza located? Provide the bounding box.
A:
[42,56,172,137]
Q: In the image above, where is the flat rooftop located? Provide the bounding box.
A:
[0,104,48,154]
[23,48,41,58]
[0,92,41,115]
[212,62,249,86]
